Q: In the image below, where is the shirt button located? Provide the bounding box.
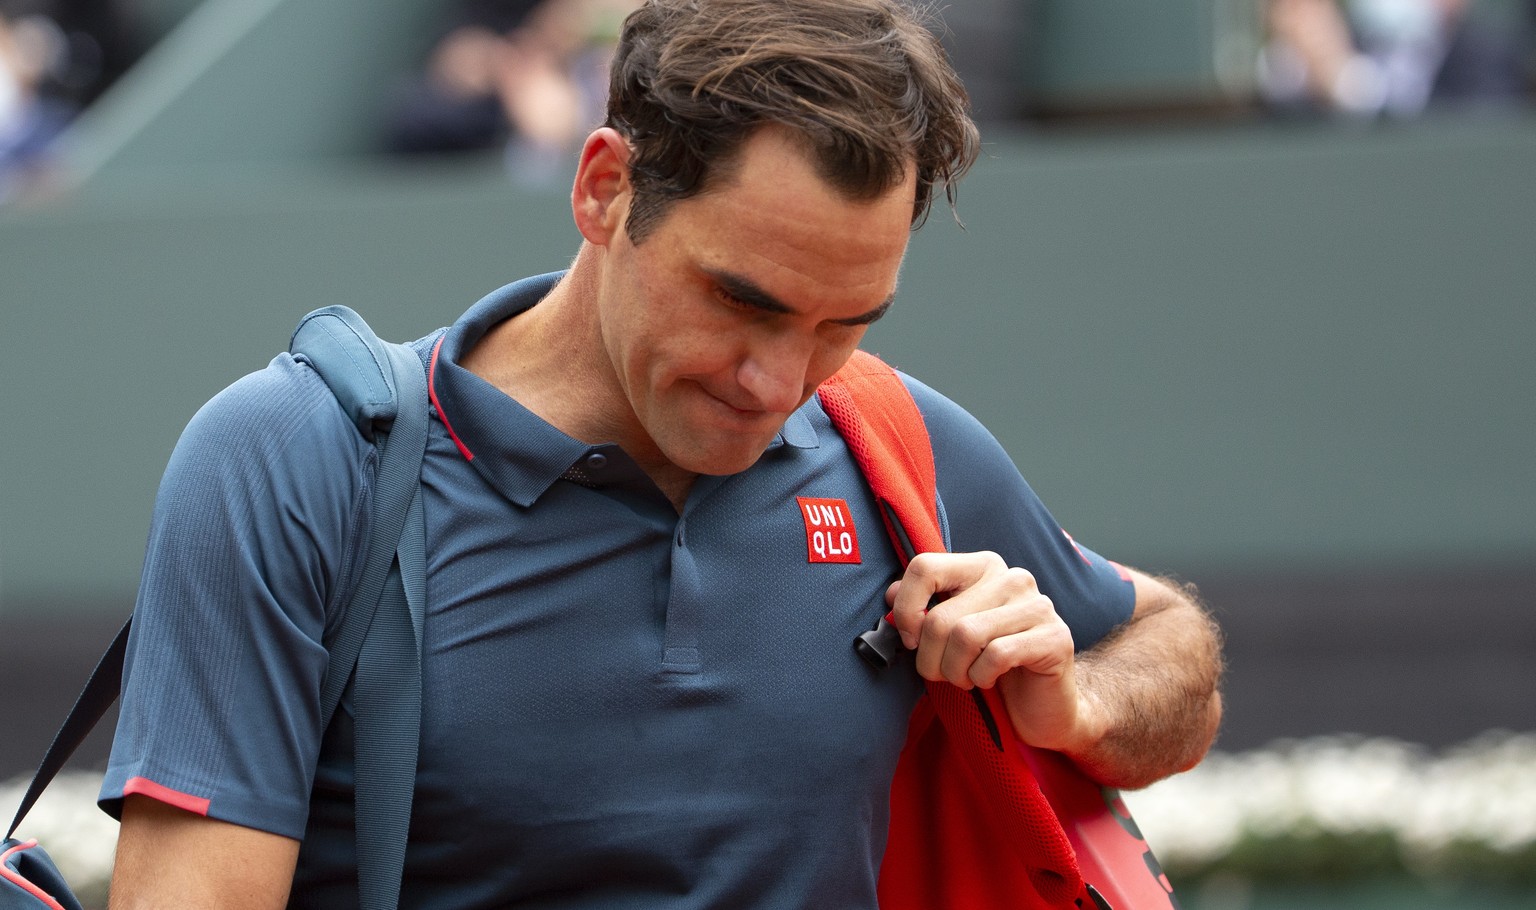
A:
[585,452,608,471]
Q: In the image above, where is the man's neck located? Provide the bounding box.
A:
[459,260,698,511]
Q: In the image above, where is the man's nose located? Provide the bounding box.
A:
[737,335,817,414]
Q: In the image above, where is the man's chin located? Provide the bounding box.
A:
[668,437,776,477]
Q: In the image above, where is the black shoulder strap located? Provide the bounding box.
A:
[5,619,130,841]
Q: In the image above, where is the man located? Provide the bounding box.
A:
[103,0,1223,906]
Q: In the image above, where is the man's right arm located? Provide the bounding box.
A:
[104,360,368,907]
[110,796,300,910]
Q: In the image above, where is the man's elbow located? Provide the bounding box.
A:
[1177,688,1223,775]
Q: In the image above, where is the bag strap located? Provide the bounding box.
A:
[5,619,130,841]
[821,351,1179,909]
[289,307,432,728]
[4,307,433,863]
[290,306,434,910]
[817,350,1088,905]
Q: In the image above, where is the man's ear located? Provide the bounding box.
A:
[572,128,633,246]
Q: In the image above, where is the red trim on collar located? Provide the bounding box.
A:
[429,336,475,462]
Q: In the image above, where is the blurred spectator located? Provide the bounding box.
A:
[1259,0,1531,118]
[385,0,639,185]
[935,0,1035,124]
[2,5,71,200]
[39,0,145,106]
[1,0,146,202]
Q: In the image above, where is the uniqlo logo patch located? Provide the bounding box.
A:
[797,497,861,564]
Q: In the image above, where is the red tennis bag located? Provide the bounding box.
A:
[819,351,1180,910]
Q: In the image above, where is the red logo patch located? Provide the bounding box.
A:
[797,497,861,564]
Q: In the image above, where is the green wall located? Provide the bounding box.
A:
[1025,0,1259,108]
[58,0,443,183]
[876,119,1536,577]
[0,160,572,610]
[5,116,1534,617]
[2,0,1533,616]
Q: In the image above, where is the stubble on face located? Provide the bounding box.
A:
[593,127,918,492]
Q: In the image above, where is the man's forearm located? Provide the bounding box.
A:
[111,795,299,910]
[1063,574,1224,790]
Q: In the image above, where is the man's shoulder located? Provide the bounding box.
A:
[199,353,361,434]
[812,360,1004,467]
[172,353,374,487]
[890,368,996,444]
[883,367,1030,499]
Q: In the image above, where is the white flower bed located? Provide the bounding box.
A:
[2,772,117,908]
[1124,731,1536,880]
[5,732,1535,904]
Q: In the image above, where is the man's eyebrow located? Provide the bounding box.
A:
[708,270,895,326]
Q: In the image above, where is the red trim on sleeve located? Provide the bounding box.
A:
[1110,560,1133,583]
[429,336,476,463]
[1061,529,1093,567]
[123,777,212,816]
[1,840,71,910]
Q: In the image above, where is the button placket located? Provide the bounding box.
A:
[655,475,738,677]
[659,515,702,673]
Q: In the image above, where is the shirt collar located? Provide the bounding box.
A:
[430,273,820,507]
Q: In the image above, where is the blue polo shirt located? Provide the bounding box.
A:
[102,274,1134,909]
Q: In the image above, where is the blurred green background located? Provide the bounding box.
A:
[2,1,1533,906]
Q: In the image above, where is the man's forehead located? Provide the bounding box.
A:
[691,125,919,213]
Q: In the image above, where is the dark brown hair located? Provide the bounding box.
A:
[606,0,979,241]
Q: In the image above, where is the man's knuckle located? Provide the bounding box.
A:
[925,608,958,638]
[951,615,990,651]
[1033,623,1073,660]
[907,552,942,578]
[987,635,1029,667]
[1000,566,1037,594]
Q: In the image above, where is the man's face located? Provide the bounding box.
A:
[596,127,916,477]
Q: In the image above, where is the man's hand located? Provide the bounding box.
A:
[886,551,1100,754]
[887,552,1223,790]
